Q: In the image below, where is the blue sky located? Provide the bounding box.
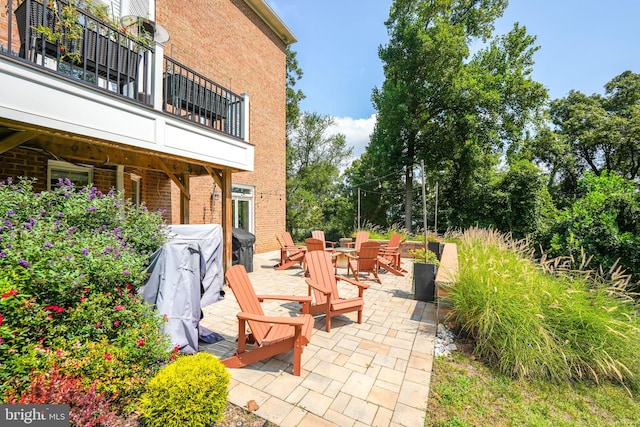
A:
[267,0,640,156]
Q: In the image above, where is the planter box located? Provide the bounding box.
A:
[413,263,437,302]
[15,0,59,57]
[428,241,443,260]
[83,29,140,81]
[15,0,140,83]
[164,74,228,119]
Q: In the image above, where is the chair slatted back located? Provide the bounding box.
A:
[354,231,370,252]
[282,231,297,247]
[306,250,340,306]
[225,264,269,344]
[305,237,325,253]
[387,233,402,249]
[357,241,380,271]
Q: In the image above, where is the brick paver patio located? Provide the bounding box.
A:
[200,250,437,427]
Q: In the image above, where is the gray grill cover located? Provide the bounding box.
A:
[140,224,223,353]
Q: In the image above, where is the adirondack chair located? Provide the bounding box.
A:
[311,230,336,250]
[344,231,369,253]
[305,237,337,276]
[379,233,407,274]
[347,241,382,283]
[305,250,369,332]
[275,232,306,271]
[222,264,314,376]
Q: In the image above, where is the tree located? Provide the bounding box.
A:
[366,0,547,232]
[285,46,305,131]
[531,71,640,205]
[286,112,353,240]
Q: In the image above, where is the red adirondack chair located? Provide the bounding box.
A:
[347,241,382,283]
[311,230,336,250]
[222,264,314,376]
[344,231,370,253]
[305,250,369,332]
[275,232,306,271]
[378,233,407,275]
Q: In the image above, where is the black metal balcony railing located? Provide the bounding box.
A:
[163,58,244,139]
[1,0,245,140]
[7,0,153,101]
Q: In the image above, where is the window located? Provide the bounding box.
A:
[131,174,141,206]
[47,160,93,190]
[232,185,254,233]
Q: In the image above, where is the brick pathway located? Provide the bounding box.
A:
[200,251,437,427]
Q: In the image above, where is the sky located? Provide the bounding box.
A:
[266,0,640,157]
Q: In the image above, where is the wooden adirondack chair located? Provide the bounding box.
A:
[347,241,382,283]
[222,264,314,376]
[305,250,369,332]
[344,231,370,253]
[378,233,407,274]
[275,232,306,271]
[311,230,336,250]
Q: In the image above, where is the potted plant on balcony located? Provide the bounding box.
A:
[410,247,440,302]
[14,0,149,78]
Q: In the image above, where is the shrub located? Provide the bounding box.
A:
[5,366,116,427]
[448,227,640,392]
[0,177,170,404]
[140,352,230,427]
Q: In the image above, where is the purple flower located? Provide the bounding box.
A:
[122,270,131,275]
[6,210,15,216]
[0,252,6,258]
[24,223,33,231]
[58,212,64,217]
[86,206,97,212]
[4,221,13,230]
[6,243,12,249]
[81,248,89,256]
[43,242,53,248]
[18,259,31,268]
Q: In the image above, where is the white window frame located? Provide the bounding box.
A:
[47,160,94,190]
[232,184,254,233]
[130,174,141,206]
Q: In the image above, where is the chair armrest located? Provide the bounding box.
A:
[257,295,312,303]
[336,275,370,289]
[305,279,331,295]
[237,312,307,326]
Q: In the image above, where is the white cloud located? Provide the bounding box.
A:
[328,114,377,158]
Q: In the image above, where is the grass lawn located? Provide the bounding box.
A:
[425,343,640,427]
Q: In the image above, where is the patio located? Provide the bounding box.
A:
[200,250,437,427]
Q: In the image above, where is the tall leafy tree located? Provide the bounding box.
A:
[286,113,353,240]
[532,71,640,205]
[367,0,547,232]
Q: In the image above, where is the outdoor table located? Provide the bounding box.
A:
[333,247,356,270]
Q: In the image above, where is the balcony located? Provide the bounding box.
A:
[0,0,252,171]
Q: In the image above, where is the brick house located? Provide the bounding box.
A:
[0,0,294,266]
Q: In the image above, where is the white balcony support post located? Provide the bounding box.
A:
[152,41,165,110]
[242,93,250,142]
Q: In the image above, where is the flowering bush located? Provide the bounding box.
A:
[0,177,170,406]
[5,365,116,427]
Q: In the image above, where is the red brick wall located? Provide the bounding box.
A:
[0,0,289,253]
[158,0,288,253]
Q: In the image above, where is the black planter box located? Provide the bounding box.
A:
[413,263,437,302]
[14,0,58,57]
[15,0,140,83]
[427,241,443,260]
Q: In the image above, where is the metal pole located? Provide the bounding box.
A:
[357,187,361,230]
[421,160,427,261]
[434,181,439,234]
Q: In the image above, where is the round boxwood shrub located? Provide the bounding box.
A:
[140,352,230,427]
